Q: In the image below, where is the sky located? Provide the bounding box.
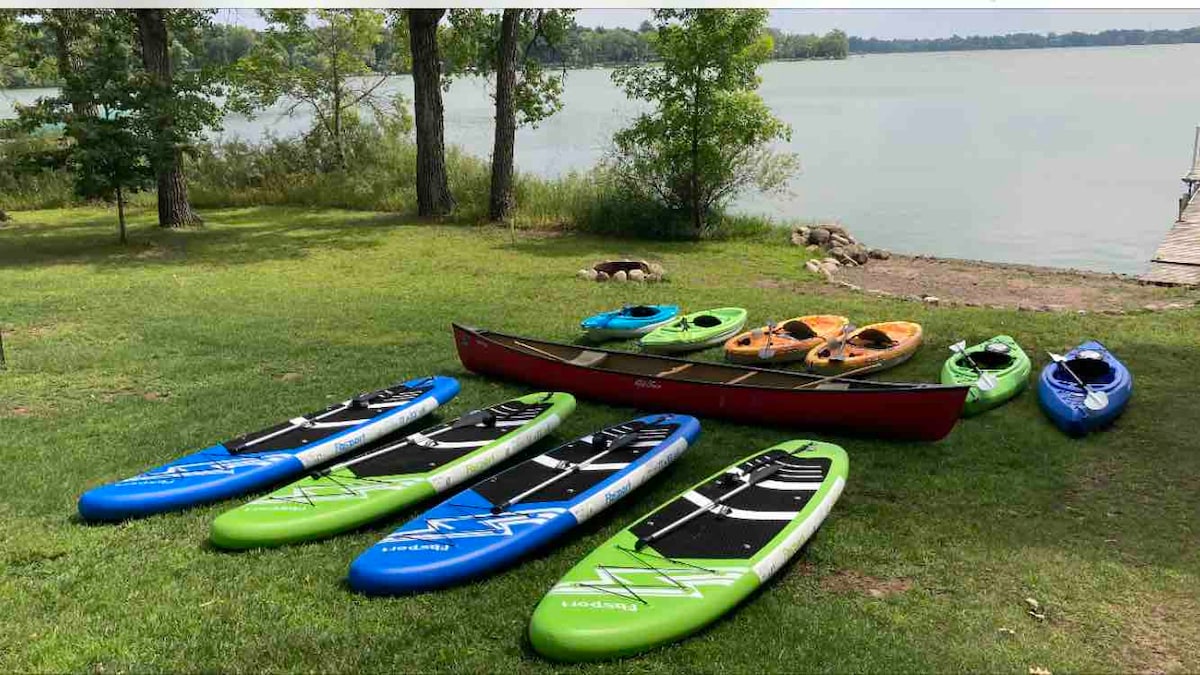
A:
[219,8,1200,40]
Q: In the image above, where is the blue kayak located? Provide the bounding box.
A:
[77,376,459,522]
[1037,341,1132,436]
[347,413,701,595]
[580,304,681,341]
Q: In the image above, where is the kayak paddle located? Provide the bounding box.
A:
[827,323,856,363]
[1048,352,1109,411]
[950,340,998,392]
[758,320,777,360]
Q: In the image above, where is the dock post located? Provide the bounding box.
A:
[1181,125,1200,222]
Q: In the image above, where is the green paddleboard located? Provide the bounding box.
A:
[529,439,848,662]
[638,307,748,353]
[940,335,1031,416]
[209,392,576,550]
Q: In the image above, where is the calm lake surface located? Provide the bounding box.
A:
[5,44,1199,274]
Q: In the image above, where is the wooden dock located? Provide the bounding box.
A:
[1142,127,1200,286]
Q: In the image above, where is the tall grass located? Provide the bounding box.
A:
[3,117,797,241]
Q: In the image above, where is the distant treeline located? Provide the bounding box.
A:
[849,26,1200,54]
[8,19,1200,90]
[0,19,849,88]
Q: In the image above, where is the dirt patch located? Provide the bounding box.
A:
[820,569,913,598]
[1118,593,1200,674]
[275,372,303,382]
[832,255,1199,312]
[7,406,34,416]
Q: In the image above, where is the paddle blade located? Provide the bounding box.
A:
[1084,389,1110,411]
[758,347,776,360]
[949,340,967,354]
[975,372,999,392]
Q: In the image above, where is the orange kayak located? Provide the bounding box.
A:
[805,321,923,375]
[724,315,851,364]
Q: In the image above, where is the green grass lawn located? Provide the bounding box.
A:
[2,205,1198,673]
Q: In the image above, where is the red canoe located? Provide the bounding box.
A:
[453,324,969,441]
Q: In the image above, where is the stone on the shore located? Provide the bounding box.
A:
[921,295,940,305]
[628,269,645,282]
[868,248,891,260]
[648,262,664,276]
[791,231,807,246]
[846,244,870,265]
[830,233,851,247]
[645,273,661,282]
[805,244,819,252]
[805,259,822,274]
[596,271,610,282]
[612,270,628,282]
[809,228,832,246]
[577,268,596,281]
[0,209,9,223]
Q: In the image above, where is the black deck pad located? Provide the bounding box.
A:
[473,420,680,506]
[346,400,552,478]
[223,381,431,454]
[630,450,831,560]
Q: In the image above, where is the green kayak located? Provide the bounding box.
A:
[940,335,1031,416]
[209,392,575,550]
[529,439,848,662]
[638,307,748,354]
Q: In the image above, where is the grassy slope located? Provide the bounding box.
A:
[1,206,1197,673]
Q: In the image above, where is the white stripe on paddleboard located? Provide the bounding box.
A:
[681,491,799,521]
[756,479,824,491]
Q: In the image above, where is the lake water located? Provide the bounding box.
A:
[5,44,1199,274]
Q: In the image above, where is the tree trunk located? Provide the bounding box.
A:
[488,9,521,222]
[116,185,127,245]
[135,9,202,228]
[408,9,455,217]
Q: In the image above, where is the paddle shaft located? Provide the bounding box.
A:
[950,343,998,390]
[635,461,784,550]
[1049,352,1109,410]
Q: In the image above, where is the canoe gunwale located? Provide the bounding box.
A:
[453,324,969,441]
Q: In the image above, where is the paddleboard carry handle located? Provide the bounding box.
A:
[634,457,786,551]
[491,422,647,515]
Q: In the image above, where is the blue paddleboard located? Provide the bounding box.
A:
[77,375,459,521]
[1038,341,1132,436]
[580,305,681,341]
[348,413,700,595]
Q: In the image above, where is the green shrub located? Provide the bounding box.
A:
[0,133,76,210]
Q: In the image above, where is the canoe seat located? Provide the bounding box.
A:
[568,350,608,367]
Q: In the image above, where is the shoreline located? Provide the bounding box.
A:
[825,252,1198,313]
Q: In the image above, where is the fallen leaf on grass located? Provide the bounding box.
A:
[998,627,1016,637]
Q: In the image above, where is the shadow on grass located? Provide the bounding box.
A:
[0,206,420,271]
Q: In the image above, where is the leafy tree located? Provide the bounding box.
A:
[135,9,222,227]
[408,8,454,217]
[229,10,406,171]
[445,9,573,221]
[610,9,796,238]
[16,12,154,243]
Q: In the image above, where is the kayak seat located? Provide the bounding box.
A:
[692,314,722,328]
[568,350,608,367]
[850,328,898,349]
[966,350,1014,370]
[1056,358,1114,385]
[624,305,658,318]
[780,319,817,339]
